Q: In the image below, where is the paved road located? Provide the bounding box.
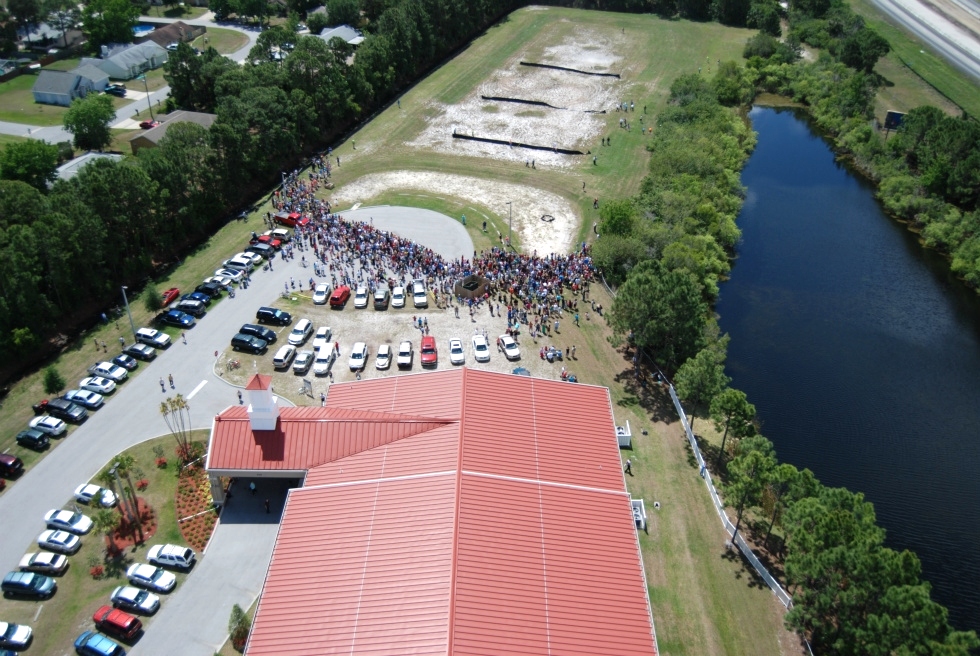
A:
[0,208,471,655]
[344,206,473,260]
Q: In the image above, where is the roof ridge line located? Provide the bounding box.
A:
[446,367,467,656]
[530,378,553,655]
[297,469,457,492]
[461,469,630,496]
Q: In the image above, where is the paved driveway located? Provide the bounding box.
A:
[0,208,471,655]
[344,206,473,261]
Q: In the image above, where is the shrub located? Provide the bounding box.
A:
[143,288,163,312]
[229,603,251,651]
[43,366,66,395]
[90,565,104,578]
[136,479,149,491]
[156,457,168,468]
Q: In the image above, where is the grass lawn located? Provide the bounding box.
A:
[43,58,81,72]
[124,67,169,93]
[0,432,203,655]
[849,0,980,119]
[0,75,71,126]
[193,27,250,54]
[143,4,209,19]
[0,133,29,147]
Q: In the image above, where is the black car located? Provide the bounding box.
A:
[16,428,49,451]
[182,291,212,306]
[123,343,157,362]
[255,307,291,326]
[239,323,277,343]
[38,398,87,424]
[195,282,223,299]
[231,333,268,354]
[245,243,275,259]
[111,353,139,371]
[104,84,127,97]
[155,310,195,328]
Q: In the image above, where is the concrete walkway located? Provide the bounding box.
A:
[0,208,471,655]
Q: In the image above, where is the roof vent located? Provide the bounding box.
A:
[245,374,279,430]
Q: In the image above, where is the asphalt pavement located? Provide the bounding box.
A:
[0,209,472,655]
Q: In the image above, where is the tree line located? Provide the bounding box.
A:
[604,72,978,653]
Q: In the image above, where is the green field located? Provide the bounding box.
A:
[192,26,250,54]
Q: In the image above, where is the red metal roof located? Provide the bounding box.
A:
[244,373,272,390]
[236,369,657,656]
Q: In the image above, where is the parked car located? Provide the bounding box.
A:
[19,551,67,575]
[270,228,291,242]
[147,544,196,570]
[139,119,160,129]
[412,280,428,308]
[28,415,67,436]
[110,586,160,614]
[312,283,330,305]
[353,287,369,309]
[111,353,139,372]
[176,299,206,318]
[222,255,254,272]
[288,318,313,346]
[181,291,213,306]
[273,211,308,228]
[34,398,87,423]
[373,288,390,310]
[135,328,171,349]
[312,346,335,376]
[213,268,244,284]
[37,529,81,554]
[311,326,332,351]
[15,429,49,451]
[236,251,263,266]
[272,345,297,370]
[497,334,521,360]
[74,484,117,508]
[79,377,116,395]
[123,343,157,361]
[2,570,56,598]
[348,342,368,371]
[125,563,176,593]
[329,286,351,308]
[239,324,277,343]
[74,630,126,656]
[93,605,142,641]
[0,454,24,477]
[202,275,234,289]
[88,362,128,383]
[0,622,31,649]
[62,389,106,409]
[245,243,275,260]
[250,234,281,249]
[230,334,267,355]
[104,84,126,98]
[472,334,491,362]
[155,310,195,328]
[292,350,314,375]
[449,339,465,365]
[45,509,93,535]
[396,340,414,369]
[391,286,406,308]
[375,344,392,370]
[161,288,180,306]
[420,335,438,367]
[195,282,225,299]
[256,307,291,326]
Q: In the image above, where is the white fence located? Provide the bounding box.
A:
[668,384,793,608]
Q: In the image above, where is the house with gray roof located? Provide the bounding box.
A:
[72,64,109,92]
[129,110,217,154]
[86,41,168,80]
[55,152,124,182]
[31,69,93,106]
[316,25,365,46]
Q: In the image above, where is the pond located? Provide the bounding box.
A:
[716,106,980,633]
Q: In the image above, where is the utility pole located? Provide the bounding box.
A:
[121,286,137,341]
[138,74,154,121]
[506,201,512,250]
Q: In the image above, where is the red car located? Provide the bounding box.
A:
[273,211,309,228]
[249,234,282,250]
[139,120,160,130]
[329,286,351,307]
[420,335,438,367]
[93,605,143,640]
[161,288,180,306]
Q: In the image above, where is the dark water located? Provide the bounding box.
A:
[716,106,980,633]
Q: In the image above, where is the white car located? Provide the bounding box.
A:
[391,286,406,308]
[288,318,313,346]
[0,622,32,649]
[29,415,67,436]
[221,257,252,273]
[135,327,171,348]
[44,509,93,535]
[126,563,176,593]
[111,585,160,614]
[449,339,465,365]
[203,275,234,288]
[89,361,128,382]
[472,334,491,362]
[147,544,196,570]
[396,340,414,368]
[62,389,105,410]
[312,346,335,376]
[236,251,263,266]
[37,529,81,554]
[214,268,245,283]
[312,283,330,305]
[19,551,68,575]
[412,281,428,308]
[348,342,368,370]
[375,344,392,370]
[79,376,116,395]
[312,326,332,351]
[74,483,117,507]
[353,287,369,309]
[498,335,521,360]
[293,350,314,374]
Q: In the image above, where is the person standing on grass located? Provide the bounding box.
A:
[624,459,632,475]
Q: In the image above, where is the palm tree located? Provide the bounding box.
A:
[92,508,120,557]
[160,394,193,463]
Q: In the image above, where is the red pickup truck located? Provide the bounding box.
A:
[273,211,309,228]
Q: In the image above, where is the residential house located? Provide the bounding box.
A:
[84,41,168,80]
[129,110,217,154]
[31,69,92,106]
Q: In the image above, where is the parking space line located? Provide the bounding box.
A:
[186,380,208,400]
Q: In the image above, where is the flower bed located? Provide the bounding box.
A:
[176,466,218,552]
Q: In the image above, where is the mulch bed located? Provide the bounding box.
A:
[176,466,218,552]
[106,497,158,554]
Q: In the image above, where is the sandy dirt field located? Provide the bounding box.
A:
[331,170,580,255]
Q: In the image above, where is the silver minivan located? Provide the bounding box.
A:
[312,345,335,376]
[288,318,313,346]
[272,345,297,369]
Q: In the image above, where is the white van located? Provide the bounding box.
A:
[312,345,335,376]
[272,345,297,369]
